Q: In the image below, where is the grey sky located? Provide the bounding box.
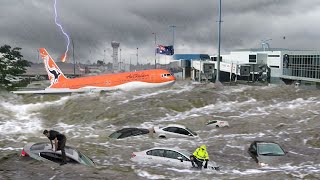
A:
[1,0,320,64]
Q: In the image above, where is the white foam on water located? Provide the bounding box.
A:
[226,144,246,151]
[212,132,266,139]
[52,122,98,139]
[119,83,194,105]
[267,97,320,111]
[141,98,259,127]
[0,96,73,136]
[0,147,22,151]
[229,168,269,175]
[135,169,167,180]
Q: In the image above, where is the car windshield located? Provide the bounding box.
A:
[77,150,95,166]
[178,150,192,158]
[109,132,122,139]
[30,143,46,150]
[186,127,197,136]
[257,143,285,156]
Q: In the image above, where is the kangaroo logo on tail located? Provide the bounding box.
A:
[39,48,67,87]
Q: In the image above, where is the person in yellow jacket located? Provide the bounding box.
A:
[190,145,209,169]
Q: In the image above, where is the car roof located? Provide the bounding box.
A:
[163,124,187,128]
[144,147,192,157]
[254,140,278,144]
[116,128,147,133]
[27,142,80,159]
[252,141,282,146]
[147,147,188,153]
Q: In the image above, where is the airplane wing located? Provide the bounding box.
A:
[11,87,117,94]
[12,88,91,94]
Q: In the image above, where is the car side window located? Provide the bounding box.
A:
[165,150,188,161]
[176,128,190,135]
[146,149,165,157]
[163,127,178,133]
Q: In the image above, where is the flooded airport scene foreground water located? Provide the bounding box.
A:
[0,81,320,180]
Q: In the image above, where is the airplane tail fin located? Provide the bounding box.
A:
[39,48,68,87]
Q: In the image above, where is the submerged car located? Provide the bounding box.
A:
[248,141,287,167]
[109,128,150,139]
[153,124,198,138]
[131,147,219,170]
[21,142,95,166]
[206,120,229,127]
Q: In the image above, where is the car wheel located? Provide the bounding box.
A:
[159,135,166,139]
[216,125,219,128]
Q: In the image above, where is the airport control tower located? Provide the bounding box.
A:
[111,41,120,72]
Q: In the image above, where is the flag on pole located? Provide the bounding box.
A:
[156,45,174,55]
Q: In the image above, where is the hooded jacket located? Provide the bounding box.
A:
[193,145,209,161]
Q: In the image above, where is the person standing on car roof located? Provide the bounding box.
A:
[43,129,67,166]
[190,145,209,169]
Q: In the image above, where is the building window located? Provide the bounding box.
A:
[283,54,320,79]
[268,55,280,57]
[213,56,222,62]
[249,55,257,63]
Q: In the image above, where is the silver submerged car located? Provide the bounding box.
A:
[21,142,95,166]
[131,147,219,170]
[248,141,287,167]
[153,124,198,139]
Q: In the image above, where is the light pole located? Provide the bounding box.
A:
[130,53,135,71]
[152,32,157,69]
[169,25,176,49]
[216,0,222,83]
[37,49,39,62]
[103,49,106,64]
[119,48,122,71]
[136,47,139,65]
[72,39,75,76]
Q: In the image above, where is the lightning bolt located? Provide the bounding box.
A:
[54,0,70,62]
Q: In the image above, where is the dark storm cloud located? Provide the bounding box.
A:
[1,0,320,63]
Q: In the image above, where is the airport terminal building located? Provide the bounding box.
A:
[170,48,320,86]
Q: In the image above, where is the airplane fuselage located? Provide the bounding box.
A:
[51,69,175,91]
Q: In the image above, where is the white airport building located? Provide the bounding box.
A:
[170,48,320,86]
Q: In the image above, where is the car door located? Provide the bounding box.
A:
[163,150,190,167]
[145,149,166,165]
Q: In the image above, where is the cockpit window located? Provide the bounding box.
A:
[162,74,172,77]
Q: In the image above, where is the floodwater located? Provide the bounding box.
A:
[0,81,319,180]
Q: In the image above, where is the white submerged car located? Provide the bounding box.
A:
[153,124,198,138]
[131,147,219,170]
[206,120,229,128]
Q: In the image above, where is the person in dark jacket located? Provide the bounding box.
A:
[43,129,67,165]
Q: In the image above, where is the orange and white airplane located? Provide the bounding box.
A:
[13,48,175,94]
